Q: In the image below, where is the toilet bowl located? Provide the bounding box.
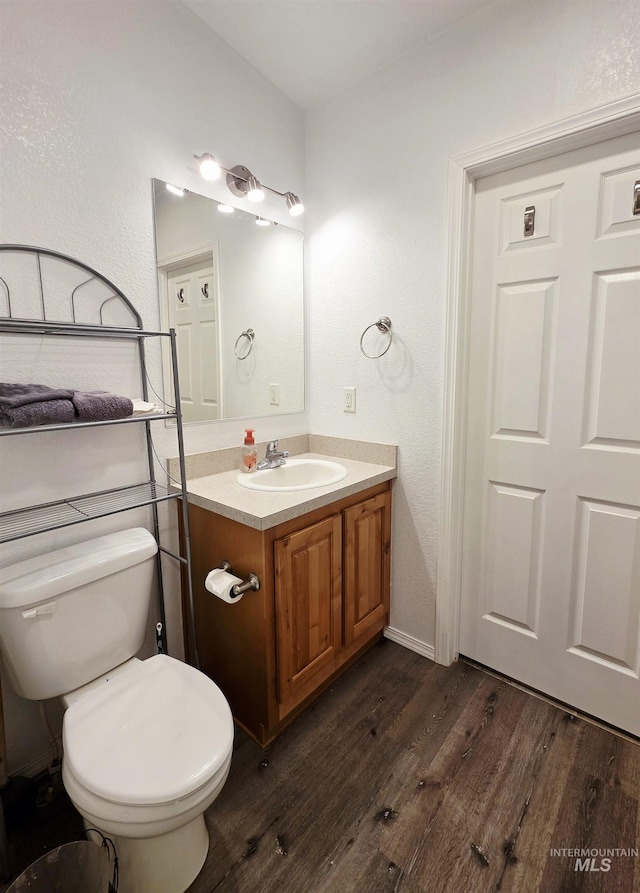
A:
[0,528,235,893]
[61,655,234,893]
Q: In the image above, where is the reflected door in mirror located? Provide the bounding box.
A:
[167,259,220,422]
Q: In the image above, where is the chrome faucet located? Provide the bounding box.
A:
[257,439,289,470]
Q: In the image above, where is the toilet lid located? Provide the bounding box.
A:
[63,655,234,807]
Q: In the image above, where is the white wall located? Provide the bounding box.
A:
[305,0,640,650]
[0,0,305,775]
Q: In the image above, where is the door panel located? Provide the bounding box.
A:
[275,515,342,705]
[584,270,640,448]
[597,163,640,238]
[460,131,640,735]
[500,184,562,253]
[569,498,640,673]
[491,279,557,440]
[343,491,391,646]
[482,482,544,637]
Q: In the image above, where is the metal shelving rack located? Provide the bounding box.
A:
[0,245,197,662]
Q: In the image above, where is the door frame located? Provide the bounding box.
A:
[436,93,640,666]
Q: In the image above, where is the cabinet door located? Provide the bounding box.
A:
[343,490,391,646]
[275,515,342,706]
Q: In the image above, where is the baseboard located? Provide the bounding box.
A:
[384,626,435,662]
[11,738,60,780]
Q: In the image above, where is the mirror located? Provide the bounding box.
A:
[152,179,304,423]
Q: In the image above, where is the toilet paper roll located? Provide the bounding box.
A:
[204,568,245,603]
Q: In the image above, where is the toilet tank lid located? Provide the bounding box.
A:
[0,528,158,609]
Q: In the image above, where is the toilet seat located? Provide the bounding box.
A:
[62,745,232,839]
[63,654,234,808]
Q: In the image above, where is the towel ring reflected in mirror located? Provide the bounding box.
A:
[360,316,392,358]
[234,328,255,360]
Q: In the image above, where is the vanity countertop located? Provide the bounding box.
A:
[180,452,396,530]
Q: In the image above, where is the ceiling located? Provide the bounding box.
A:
[183,0,495,109]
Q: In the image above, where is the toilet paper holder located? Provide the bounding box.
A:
[216,560,261,598]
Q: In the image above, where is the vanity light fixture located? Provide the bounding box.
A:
[165,183,186,197]
[285,192,304,217]
[195,154,304,216]
[196,153,222,181]
[226,165,263,202]
[245,174,264,203]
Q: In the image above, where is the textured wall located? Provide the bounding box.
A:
[305,0,640,649]
[0,0,305,774]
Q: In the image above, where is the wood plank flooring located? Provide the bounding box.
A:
[2,640,638,892]
[190,641,639,893]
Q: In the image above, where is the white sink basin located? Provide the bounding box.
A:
[236,458,348,492]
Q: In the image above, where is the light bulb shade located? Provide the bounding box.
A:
[286,192,304,216]
[198,153,221,181]
[246,175,264,203]
[218,203,234,214]
[255,216,271,226]
[165,183,185,197]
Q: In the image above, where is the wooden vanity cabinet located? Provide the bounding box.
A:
[182,481,391,746]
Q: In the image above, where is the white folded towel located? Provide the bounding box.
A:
[132,398,161,415]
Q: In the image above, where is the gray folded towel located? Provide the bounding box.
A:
[0,383,134,427]
[0,382,74,408]
[0,399,76,428]
[72,390,133,421]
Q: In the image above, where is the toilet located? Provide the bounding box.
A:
[0,527,234,893]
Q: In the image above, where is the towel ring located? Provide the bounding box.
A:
[234,328,255,360]
[360,316,392,358]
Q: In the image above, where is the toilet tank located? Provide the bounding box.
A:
[0,528,158,700]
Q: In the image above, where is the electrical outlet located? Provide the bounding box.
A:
[269,383,280,406]
[343,387,356,413]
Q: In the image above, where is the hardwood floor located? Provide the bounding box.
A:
[2,641,638,892]
[190,641,639,893]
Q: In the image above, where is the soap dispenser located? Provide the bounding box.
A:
[241,428,257,473]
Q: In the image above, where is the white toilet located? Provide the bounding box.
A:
[0,527,234,893]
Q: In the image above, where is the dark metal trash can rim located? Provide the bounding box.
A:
[6,839,114,893]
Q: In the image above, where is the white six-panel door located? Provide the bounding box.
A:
[459,132,640,735]
[167,260,220,422]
